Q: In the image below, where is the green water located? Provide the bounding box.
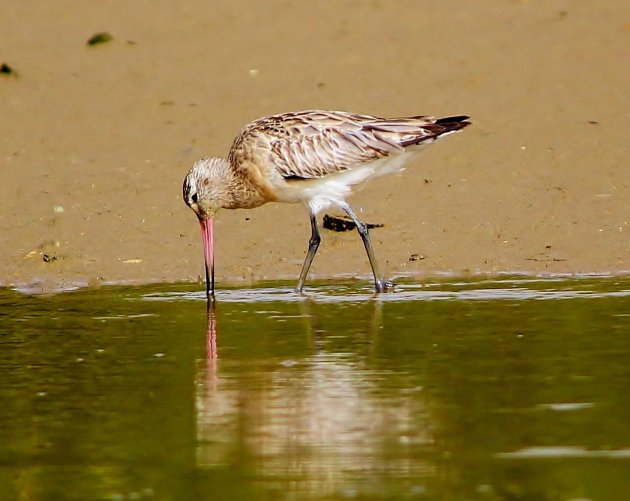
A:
[1,277,629,500]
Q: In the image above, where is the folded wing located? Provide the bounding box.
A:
[228,110,470,180]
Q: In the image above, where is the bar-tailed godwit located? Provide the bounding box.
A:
[183,110,470,297]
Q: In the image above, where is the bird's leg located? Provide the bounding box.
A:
[296,213,321,294]
[341,203,395,293]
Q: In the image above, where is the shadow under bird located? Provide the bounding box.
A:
[183,110,471,298]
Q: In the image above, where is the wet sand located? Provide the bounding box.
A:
[2,1,628,292]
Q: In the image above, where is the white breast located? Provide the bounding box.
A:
[272,150,420,214]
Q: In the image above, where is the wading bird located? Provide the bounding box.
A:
[183,110,470,298]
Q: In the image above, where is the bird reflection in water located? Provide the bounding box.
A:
[194,297,433,496]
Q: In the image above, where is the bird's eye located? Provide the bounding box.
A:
[191,193,198,203]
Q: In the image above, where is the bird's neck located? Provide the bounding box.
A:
[215,159,267,210]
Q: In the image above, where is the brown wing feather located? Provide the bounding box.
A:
[228,110,469,180]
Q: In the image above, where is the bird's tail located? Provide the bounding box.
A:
[396,115,471,147]
[433,115,471,134]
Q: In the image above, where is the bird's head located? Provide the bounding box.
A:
[182,157,231,219]
[182,157,231,300]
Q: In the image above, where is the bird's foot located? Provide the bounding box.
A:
[375,280,396,293]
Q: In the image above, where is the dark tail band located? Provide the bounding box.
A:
[431,115,472,136]
[435,115,470,125]
[400,115,471,147]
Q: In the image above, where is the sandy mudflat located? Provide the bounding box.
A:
[1,1,628,292]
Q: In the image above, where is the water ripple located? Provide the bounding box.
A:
[140,277,630,304]
[497,446,630,459]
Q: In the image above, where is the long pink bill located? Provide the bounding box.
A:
[199,217,215,300]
